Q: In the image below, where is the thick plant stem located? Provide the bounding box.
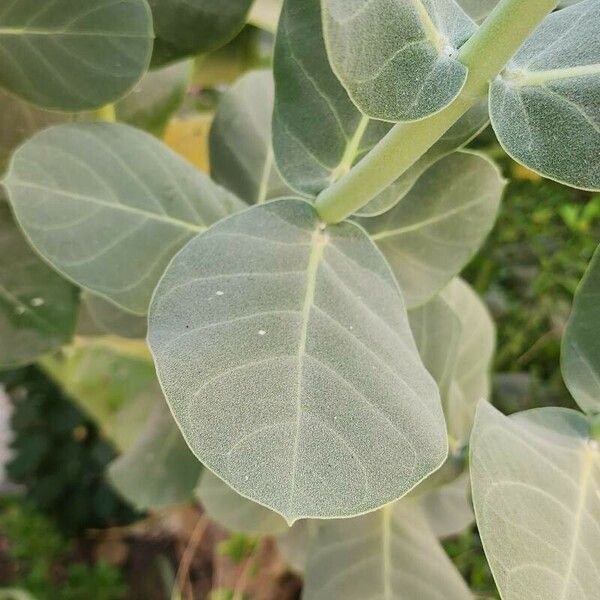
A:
[315,0,558,224]
[94,104,116,122]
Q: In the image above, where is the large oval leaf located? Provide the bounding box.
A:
[148,198,447,522]
[3,122,246,314]
[489,0,600,191]
[562,244,600,416]
[148,0,253,65]
[303,502,472,600]
[80,292,147,339]
[321,0,476,122]
[0,199,78,368]
[108,394,202,511]
[0,0,153,111]
[360,152,504,308]
[196,471,288,535]
[210,70,293,205]
[471,403,600,600]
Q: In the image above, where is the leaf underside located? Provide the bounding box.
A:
[148,198,447,522]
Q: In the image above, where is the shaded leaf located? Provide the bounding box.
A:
[109,394,202,510]
[196,470,288,534]
[80,292,147,339]
[321,0,476,122]
[210,70,293,204]
[164,113,212,172]
[116,59,192,137]
[361,152,504,308]
[148,198,447,522]
[277,520,314,574]
[3,122,246,314]
[471,403,600,600]
[489,0,600,191]
[0,0,153,111]
[148,0,253,66]
[562,243,600,415]
[303,501,472,599]
[0,199,78,368]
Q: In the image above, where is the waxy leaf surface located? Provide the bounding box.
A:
[0,0,153,111]
[210,70,293,205]
[562,243,600,415]
[148,198,447,522]
[490,0,600,191]
[360,152,504,308]
[0,199,78,368]
[148,0,253,65]
[4,123,245,314]
[322,0,476,122]
[303,501,472,600]
[471,403,600,600]
[196,470,289,535]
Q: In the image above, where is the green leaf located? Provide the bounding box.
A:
[321,0,477,122]
[457,0,500,21]
[0,0,153,111]
[148,0,253,66]
[196,470,288,534]
[3,122,246,314]
[360,152,504,308]
[116,59,192,137]
[441,278,495,445]
[209,70,293,205]
[356,100,489,217]
[273,0,391,196]
[0,90,69,174]
[562,244,600,415]
[471,403,600,600]
[109,395,202,510]
[0,199,78,368]
[148,198,447,523]
[303,501,472,600]
[489,0,600,191]
[40,340,157,449]
[80,292,147,339]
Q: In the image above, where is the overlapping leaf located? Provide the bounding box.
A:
[0,199,78,368]
[210,70,293,204]
[148,0,253,65]
[321,0,477,122]
[148,198,447,522]
[0,0,153,111]
[360,152,504,308]
[80,292,147,339]
[303,501,472,600]
[471,403,600,600]
[562,244,600,415]
[3,123,246,314]
[490,0,600,191]
[109,394,202,510]
[196,470,288,534]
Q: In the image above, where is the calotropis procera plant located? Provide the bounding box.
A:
[0,0,599,597]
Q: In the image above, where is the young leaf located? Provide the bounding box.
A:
[471,403,600,600]
[196,470,289,535]
[108,394,202,511]
[0,0,153,111]
[303,502,472,600]
[0,199,78,368]
[272,0,488,207]
[3,122,246,314]
[441,278,495,445]
[489,0,600,191]
[209,70,293,205]
[148,0,253,66]
[562,244,600,415]
[360,152,504,308]
[321,0,477,122]
[148,198,447,522]
[80,292,147,339]
[116,60,192,137]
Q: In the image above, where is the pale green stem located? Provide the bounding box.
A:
[315,0,559,224]
[94,104,116,122]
